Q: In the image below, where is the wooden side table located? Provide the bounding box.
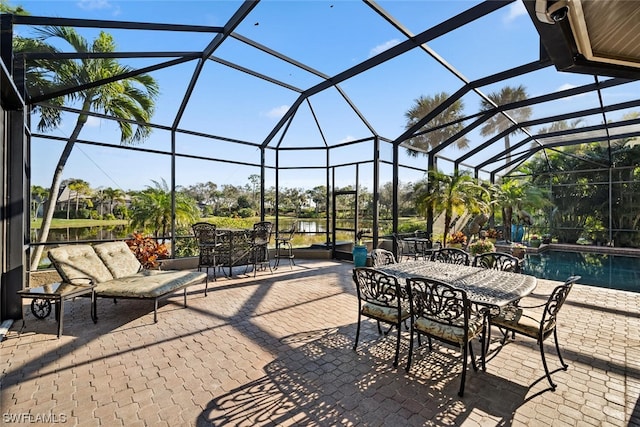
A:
[17,283,97,338]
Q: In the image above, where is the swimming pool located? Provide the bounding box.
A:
[522,250,640,293]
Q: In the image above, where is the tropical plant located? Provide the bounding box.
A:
[490,178,550,242]
[449,231,467,245]
[0,0,28,14]
[403,92,469,157]
[414,170,489,247]
[485,228,499,239]
[468,239,495,255]
[129,179,200,242]
[20,26,159,270]
[479,85,532,165]
[125,232,168,269]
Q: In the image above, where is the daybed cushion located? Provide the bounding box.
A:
[48,244,114,285]
[93,270,205,298]
[94,241,142,278]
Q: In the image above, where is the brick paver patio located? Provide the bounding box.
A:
[1,259,639,426]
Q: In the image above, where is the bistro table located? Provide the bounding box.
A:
[215,228,255,278]
[17,282,97,338]
[376,260,536,308]
[401,237,437,261]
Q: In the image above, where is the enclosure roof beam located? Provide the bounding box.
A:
[171,0,258,130]
[261,0,508,149]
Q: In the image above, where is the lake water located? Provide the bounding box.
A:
[32,220,332,242]
[522,250,640,293]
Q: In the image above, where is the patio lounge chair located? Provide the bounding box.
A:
[48,242,206,323]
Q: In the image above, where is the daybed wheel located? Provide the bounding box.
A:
[31,298,52,319]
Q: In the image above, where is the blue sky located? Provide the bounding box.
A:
[13,0,640,192]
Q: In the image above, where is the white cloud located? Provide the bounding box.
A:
[77,0,121,15]
[77,0,111,10]
[369,39,400,57]
[85,116,101,127]
[558,83,577,91]
[338,135,356,144]
[504,1,527,24]
[265,105,290,119]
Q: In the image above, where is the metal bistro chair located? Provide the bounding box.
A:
[472,252,520,273]
[274,222,296,270]
[405,277,487,397]
[248,221,273,277]
[192,222,219,296]
[352,267,410,367]
[490,275,581,390]
[431,247,470,265]
[370,248,397,267]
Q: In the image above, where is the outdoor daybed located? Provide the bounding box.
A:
[47,241,206,322]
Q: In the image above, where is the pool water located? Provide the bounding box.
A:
[522,250,640,293]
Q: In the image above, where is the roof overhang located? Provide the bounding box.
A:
[526,0,640,79]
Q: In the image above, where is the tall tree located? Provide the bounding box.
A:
[68,178,91,214]
[30,185,48,220]
[306,185,327,215]
[414,170,489,247]
[479,85,532,165]
[103,187,126,216]
[403,92,469,157]
[18,27,159,270]
[248,174,260,207]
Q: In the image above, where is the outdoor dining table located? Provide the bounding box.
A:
[376,260,537,308]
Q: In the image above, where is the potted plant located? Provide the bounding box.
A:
[126,232,169,269]
[468,239,495,256]
[529,234,541,248]
[485,228,499,244]
[352,229,369,267]
[448,231,467,248]
[510,242,526,259]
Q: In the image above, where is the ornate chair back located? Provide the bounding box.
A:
[472,252,520,272]
[370,248,397,267]
[405,276,485,397]
[352,267,409,367]
[431,247,470,265]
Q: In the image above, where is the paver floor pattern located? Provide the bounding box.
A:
[1,260,639,426]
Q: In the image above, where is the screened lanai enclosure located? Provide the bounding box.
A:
[2,0,640,320]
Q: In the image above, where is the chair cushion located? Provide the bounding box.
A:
[48,245,114,285]
[414,315,484,344]
[94,270,205,298]
[492,307,544,338]
[94,241,142,278]
[362,301,409,323]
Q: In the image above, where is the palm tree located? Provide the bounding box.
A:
[130,179,200,242]
[18,27,159,270]
[103,187,126,216]
[68,178,91,214]
[479,85,532,165]
[404,92,469,157]
[491,179,550,242]
[414,170,489,247]
[30,185,49,220]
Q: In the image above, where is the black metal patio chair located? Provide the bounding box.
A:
[490,275,581,390]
